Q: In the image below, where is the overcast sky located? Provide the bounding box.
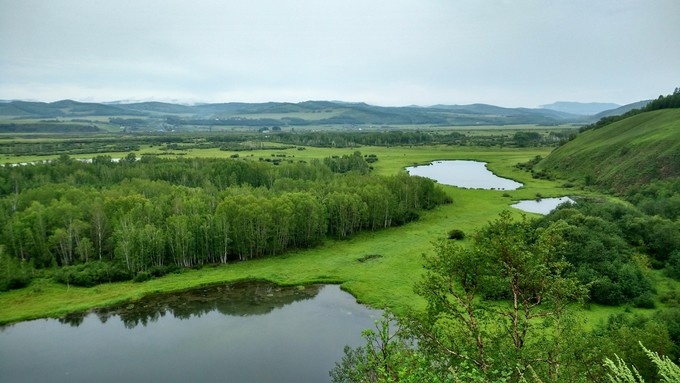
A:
[1,0,678,107]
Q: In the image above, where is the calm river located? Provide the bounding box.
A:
[0,282,382,383]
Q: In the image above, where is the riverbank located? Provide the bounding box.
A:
[1,147,579,325]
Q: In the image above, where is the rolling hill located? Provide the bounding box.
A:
[591,100,651,120]
[0,99,584,127]
[0,100,144,118]
[537,108,680,192]
[540,101,620,115]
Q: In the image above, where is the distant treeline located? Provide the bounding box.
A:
[0,123,102,133]
[0,153,451,289]
[1,130,570,158]
[580,87,680,132]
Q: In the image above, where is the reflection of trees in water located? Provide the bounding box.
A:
[59,312,86,327]
[90,282,322,329]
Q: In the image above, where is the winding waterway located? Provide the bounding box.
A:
[0,282,382,383]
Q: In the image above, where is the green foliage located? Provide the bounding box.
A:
[626,178,680,221]
[513,131,542,147]
[0,154,450,286]
[604,353,645,383]
[537,203,655,305]
[132,271,152,283]
[324,151,371,174]
[333,212,594,382]
[604,342,680,383]
[594,313,676,381]
[666,251,680,279]
[330,312,451,383]
[0,246,32,291]
[580,88,680,134]
[53,261,132,287]
[643,87,680,112]
[447,228,466,240]
[655,308,680,356]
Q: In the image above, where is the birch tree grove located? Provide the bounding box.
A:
[0,154,451,286]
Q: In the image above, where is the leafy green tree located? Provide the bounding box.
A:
[414,212,586,381]
[0,153,450,285]
[89,200,110,261]
[513,131,543,147]
[330,312,450,383]
[537,206,653,305]
[334,212,587,382]
[0,245,32,291]
[325,192,367,239]
[287,192,326,248]
[213,199,234,263]
[113,215,138,272]
[166,214,194,267]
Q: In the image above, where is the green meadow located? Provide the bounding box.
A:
[0,143,589,324]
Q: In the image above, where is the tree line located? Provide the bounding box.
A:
[0,152,450,289]
[0,128,569,159]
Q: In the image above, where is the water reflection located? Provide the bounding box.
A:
[59,282,321,329]
[0,283,380,383]
[406,160,523,190]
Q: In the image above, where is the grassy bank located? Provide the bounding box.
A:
[1,145,587,325]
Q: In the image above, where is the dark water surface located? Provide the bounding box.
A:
[406,160,523,190]
[0,283,382,383]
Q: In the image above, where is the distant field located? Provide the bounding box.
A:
[0,124,578,164]
[230,110,343,120]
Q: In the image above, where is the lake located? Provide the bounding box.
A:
[511,197,575,215]
[0,282,382,383]
[405,160,523,190]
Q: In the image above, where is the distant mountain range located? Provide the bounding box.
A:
[0,99,651,128]
[539,101,621,115]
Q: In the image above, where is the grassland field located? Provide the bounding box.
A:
[0,135,654,326]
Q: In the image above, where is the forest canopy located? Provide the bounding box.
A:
[0,152,451,288]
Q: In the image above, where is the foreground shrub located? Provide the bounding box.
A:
[54,262,132,287]
[447,228,466,240]
[0,247,32,291]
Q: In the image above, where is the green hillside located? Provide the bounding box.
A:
[537,108,680,191]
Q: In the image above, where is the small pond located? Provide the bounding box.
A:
[0,282,382,383]
[511,197,575,215]
[405,160,523,190]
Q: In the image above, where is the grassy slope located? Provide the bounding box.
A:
[1,145,584,325]
[537,109,680,191]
